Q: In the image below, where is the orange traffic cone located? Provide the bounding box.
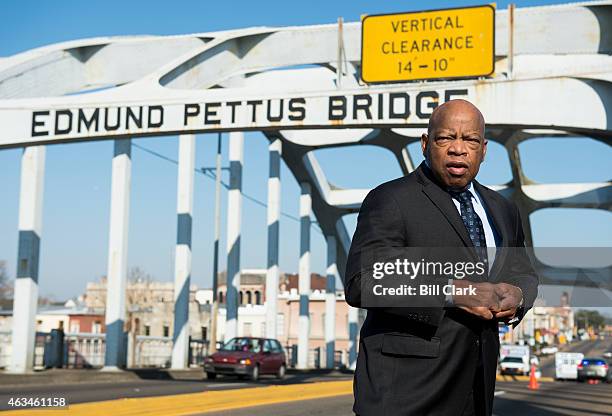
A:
[528,364,539,390]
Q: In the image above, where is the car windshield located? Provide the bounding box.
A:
[502,357,523,363]
[220,338,261,353]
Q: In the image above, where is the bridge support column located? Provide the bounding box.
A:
[103,139,131,370]
[265,139,282,339]
[348,306,359,371]
[225,132,243,341]
[10,146,45,373]
[171,134,195,369]
[297,182,311,369]
[325,235,337,369]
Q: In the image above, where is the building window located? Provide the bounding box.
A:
[92,321,102,334]
[255,291,261,305]
[163,325,169,337]
[144,325,151,336]
[201,326,207,341]
[246,291,252,305]
[239,291,244,305]
[218,291,224,304]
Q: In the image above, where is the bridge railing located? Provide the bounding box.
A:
[64,332,105,368]
[131,335,208,368]
[286,344,349,369]
[0,331,208,369]
[0,331,11,369]
[133,335,171,368]
[0,331,49,370]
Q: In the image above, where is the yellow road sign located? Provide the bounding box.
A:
[361,5,495,83]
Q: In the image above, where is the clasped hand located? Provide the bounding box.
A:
[453,281,522,321]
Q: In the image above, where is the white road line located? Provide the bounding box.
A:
[494,390,505,396]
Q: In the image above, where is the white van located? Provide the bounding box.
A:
[555,352,584,380]
[499,345,530,375]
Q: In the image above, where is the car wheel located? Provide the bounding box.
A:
[250,365,259,381]
[206,372,217,380]
[276,364,286,380]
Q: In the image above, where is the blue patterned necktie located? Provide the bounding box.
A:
[450,189,489,278]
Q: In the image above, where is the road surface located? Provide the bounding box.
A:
[1,338,610,415]
[205,380,612,416]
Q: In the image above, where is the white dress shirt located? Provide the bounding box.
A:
[450,182,498,271]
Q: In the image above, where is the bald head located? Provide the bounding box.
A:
[421,99,487,190]
[427,99,485,137]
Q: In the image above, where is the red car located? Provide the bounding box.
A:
[204,337,286,381]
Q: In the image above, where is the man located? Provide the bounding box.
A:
[345,100,538,416]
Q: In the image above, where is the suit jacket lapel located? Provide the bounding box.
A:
[473,181,510,279]
[417,165,472,247]
[473,181,508,246]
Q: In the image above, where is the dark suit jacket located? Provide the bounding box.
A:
[345,163,539,416]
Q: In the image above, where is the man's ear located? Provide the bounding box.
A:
[481,139,488,162]
[421,133,429,157]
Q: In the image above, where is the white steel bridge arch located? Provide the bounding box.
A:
[1,1,610,373]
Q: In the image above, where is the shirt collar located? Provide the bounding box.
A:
[467,182,483,207]
[422,160,480,205]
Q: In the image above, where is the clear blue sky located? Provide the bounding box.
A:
[0,0,610,301]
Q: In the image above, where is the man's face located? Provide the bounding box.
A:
[420,100,487,190]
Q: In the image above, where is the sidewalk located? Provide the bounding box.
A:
[0,367,353,388]
[0,368,205,388]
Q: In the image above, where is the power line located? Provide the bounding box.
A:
[132,142,324,234]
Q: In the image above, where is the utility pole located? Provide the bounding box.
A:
[208,133,224,353]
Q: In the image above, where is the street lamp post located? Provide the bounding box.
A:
[202,133,229,354]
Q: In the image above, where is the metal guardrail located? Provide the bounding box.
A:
[0,331,208,369]
[286,345,349,369]
[0,331,48,370]
[333,350,346,369]
[133,335,172,368]
[64,333,105,368]
[131,335,209,368]
[309,347,321,369]
[189,338,208,366]
[0,331,11,369]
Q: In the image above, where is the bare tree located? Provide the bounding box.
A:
[128,266,153,284]
[126,267,154,310]
[0,261,13,301]
[125,267,157,337]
